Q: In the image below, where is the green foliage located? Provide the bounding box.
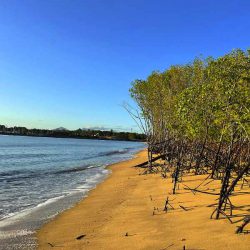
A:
[130,49,250,144]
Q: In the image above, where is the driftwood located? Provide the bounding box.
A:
[125,232,136,236]
[76,234,86,240]
[179,205,188,211]
[135,155,165,168]
[236,216,250,234]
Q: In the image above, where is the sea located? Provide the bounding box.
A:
[0,135,144,249]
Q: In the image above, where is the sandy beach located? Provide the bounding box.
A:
[37,150,250,250]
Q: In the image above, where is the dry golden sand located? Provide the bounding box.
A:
[37,150,250,250]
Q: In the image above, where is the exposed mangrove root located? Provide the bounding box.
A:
[163,196,174,212]
[236,216,250,234]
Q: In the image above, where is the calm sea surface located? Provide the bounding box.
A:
[0,135,144,249]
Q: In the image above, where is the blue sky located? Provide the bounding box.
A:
[0,0,249,131]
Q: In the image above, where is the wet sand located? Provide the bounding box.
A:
[37,150,249,249]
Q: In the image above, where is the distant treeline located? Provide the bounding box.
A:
[0,125,146,142]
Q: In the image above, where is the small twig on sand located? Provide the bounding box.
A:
[76,234,86,240]
[125,232,136,236]
[179,205,189,211]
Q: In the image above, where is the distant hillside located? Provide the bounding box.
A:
[54,127,68,131]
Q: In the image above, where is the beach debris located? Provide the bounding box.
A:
[76,234,86,240]
[236,216,250,234]
[124,232,136,237]
[47,242,64,247]
[179,205,189,211]
[134,154,165,169]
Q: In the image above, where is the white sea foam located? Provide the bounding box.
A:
[0,229,34,239]
[0,168,110,229]
[35,195,66,208]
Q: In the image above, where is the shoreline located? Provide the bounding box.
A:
[37,150,249,250]
[0,164,110,250]
[36,150,148,249]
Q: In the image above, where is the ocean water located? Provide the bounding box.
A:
[0,135,144,249]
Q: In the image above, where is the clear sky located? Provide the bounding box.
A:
[0,0,249,131]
